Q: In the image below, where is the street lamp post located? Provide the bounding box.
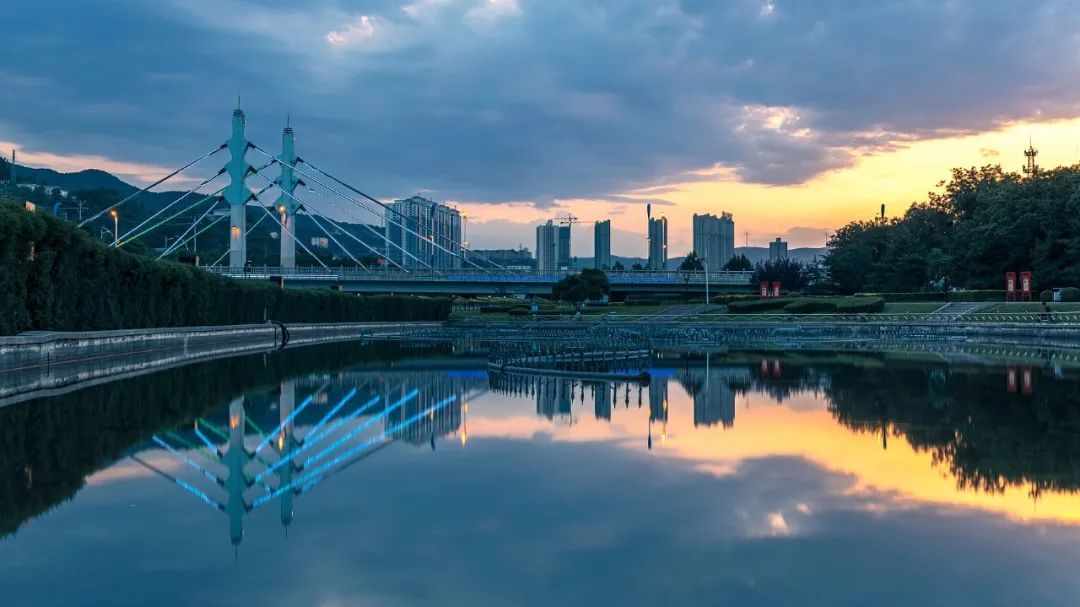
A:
[110,210,118,245]
[704,258,709,305]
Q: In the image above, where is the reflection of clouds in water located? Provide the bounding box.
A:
[8,440,1080,606]
[85,452,185,486]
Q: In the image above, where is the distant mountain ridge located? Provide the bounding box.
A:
[1,157,137,194]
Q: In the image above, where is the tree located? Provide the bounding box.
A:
[751,258,812,291]
[631,263,645,271]
[824,163,1080,293]
[612,260,626,271]
[551,268,610,306]
[723,254,752,271]
[679,251,704,272]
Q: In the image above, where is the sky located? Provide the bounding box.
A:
[3,0,1080,256]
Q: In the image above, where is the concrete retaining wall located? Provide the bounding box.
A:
[0,322,441,406]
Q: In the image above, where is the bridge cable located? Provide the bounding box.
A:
[158,198,223,259]
[247,164,420,271]
[114,168,225,247]
[296,157,512,273]
[250,145,481,273]
[303,208,369,270]
[78,143,227,228]
[294,160,495,273]
[206,181,278,267]
[294,179,420,272]
[259,395,457,506]
[248,151,437,271]
[252,393,453,507]
[125,188,224,250]
[249,189,330,270]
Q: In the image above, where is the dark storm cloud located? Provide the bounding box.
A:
[2,0,1078,203]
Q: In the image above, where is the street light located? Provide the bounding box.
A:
[703,257,709,305]
[109,210,118,245]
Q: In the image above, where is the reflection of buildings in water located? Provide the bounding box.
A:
[648,376,668,423]
[535,377,573,421]
[693,375,736,429]
[648,375,669,449]
[691,365,750,429]
[386,375,464,447]
[593,382,612,421]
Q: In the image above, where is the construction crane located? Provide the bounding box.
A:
[557,215,580,227]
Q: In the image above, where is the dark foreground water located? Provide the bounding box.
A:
[2,342,1080,606]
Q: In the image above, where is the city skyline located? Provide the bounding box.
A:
[4,1,1080,255]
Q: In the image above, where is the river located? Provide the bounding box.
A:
[1,341,1079,606]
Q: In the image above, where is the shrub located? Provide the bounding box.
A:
[1039,290,1054,303]
[784,299,837,314]
[0,199,451,335]
[726,298,798,313]
[712,294,759,305]
[507,308,530,316]
[1061,287,1080,302]
[947,290,1006,302]
[836,297,886,313]
[625,299,662,306]
[855,292,946,302]
[479,305,510,313]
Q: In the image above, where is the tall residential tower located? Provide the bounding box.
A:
[692,212,735,268]
[594,220,612,269]
[647,216,668,271]
[386,196,463,270]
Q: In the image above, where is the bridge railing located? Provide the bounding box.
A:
[203,266,756,285]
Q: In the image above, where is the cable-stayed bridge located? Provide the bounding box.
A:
[79,108,754,296]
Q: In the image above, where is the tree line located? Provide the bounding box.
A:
[824,164,1080,293]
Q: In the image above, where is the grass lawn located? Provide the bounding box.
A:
[982,302,1080,313]
[882,302,943,313]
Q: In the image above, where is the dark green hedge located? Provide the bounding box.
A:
[835,297,886,313]
[946,290,1006,302]
[727,298,798,313]
[854,292,946,302]
[0,200,450,335]
[784,299,838,314]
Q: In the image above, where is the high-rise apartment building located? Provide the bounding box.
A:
[557,225,572,269]
[386,196,462,270]
[594,220,612,269]
[647,216,668,271]
[769,237,789,261]
[535,220,557,271]
[692,212,735,268]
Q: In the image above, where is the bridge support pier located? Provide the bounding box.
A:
[278,122,299,268]
[226,108,249,269]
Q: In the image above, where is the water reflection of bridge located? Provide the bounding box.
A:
[131,369,486,550]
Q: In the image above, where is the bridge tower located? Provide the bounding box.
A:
[276,380,298,529]
[226,107,249,268]
[278,121,300,268]
[225,396,252,547]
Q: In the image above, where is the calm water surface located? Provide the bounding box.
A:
[2,343,1080,606]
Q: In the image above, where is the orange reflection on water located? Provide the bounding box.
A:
[468,383,1080,526]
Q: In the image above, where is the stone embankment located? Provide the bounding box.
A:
[0,322,440,406]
